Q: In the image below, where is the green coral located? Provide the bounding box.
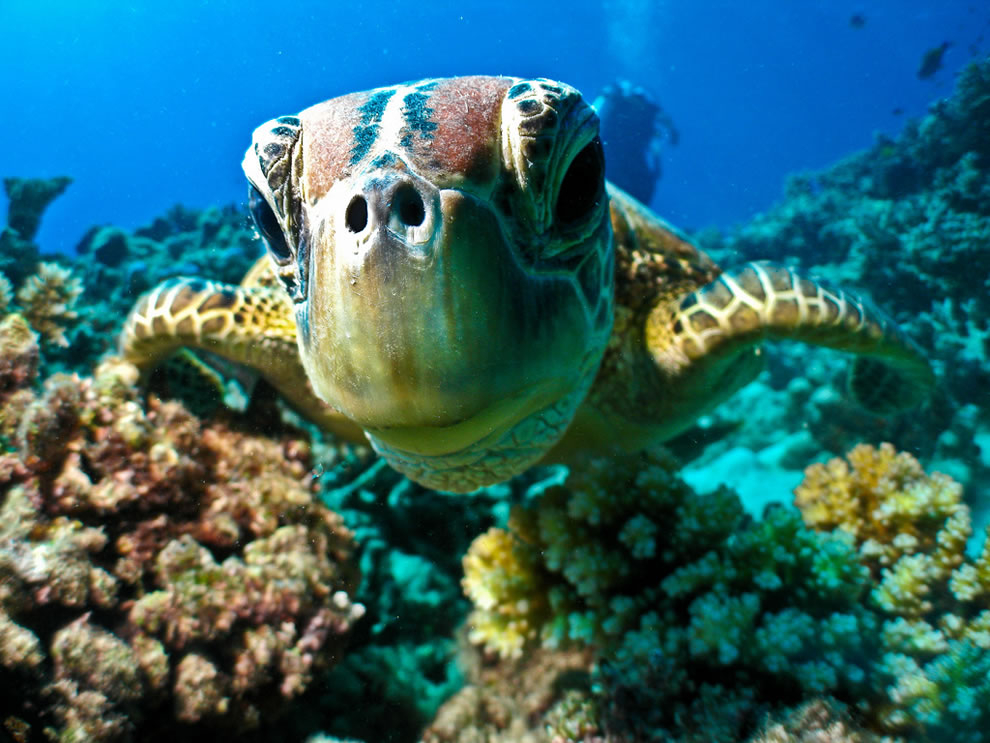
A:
[457,442,990,741]
[796,444,990,736]
[461,450,878,740]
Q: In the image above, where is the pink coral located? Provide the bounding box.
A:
[0,352,363,741]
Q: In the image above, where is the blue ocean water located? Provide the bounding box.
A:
[2,0,987,252]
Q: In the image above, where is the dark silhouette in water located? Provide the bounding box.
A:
[593,80,679,205]
[849,13,866,29]
[918,41,952,79]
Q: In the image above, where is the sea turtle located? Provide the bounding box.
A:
[121,76,934,492]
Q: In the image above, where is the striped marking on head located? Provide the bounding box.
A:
[298,76,513,201]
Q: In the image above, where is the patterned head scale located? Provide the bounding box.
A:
[242,76,614,491]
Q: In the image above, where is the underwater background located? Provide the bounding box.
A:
[1,1,989,742]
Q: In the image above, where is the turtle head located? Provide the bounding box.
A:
[243,76,614,491]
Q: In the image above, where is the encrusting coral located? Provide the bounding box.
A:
[0,329,364,742]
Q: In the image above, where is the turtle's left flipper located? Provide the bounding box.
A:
[650,261,935,414]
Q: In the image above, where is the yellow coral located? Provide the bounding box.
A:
[796,442,990,660]
[15,261,82,347]
[462,526,551,659]
[795,443,967,574]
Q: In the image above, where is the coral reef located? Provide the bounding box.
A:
[0,176,71,287]
[458,450,878,741]
[0,178,86,368]
[0,183,263,379]
[795,443,966,583]
[59,204,261,377]
[796,444,990,738]
[13,261,82,347]
[454,444,990,742]
[0,334,363,741]
[687,55,990,490]
[0,53,985,743]
[3,176,73,243]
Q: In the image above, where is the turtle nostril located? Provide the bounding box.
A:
[394,185,425,227]
[345,195,368,233]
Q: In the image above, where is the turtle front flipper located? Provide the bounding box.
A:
[120,276,364,441]
[651,261,935,415]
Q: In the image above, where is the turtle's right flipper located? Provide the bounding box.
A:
[121,277,298,369]
[120,277,365,441]
[652,261,935,414]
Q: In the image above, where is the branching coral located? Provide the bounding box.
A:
[0,351,363,741]
[463,452,743,657]
[14,261,82,347]
[459,450,879,741]
[796,443,990,738]
[0,272,12,315]
[455,441,990,741]
[795,442,966,582]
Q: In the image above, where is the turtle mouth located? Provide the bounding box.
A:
[362,375,571,457]
[365,372,595,492]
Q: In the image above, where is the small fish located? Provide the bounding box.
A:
[891,107,904,116]
[849,13,866,29]
[917,41,952,79]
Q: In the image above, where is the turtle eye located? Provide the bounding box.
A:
[555,137,605,227]
[249,185,292,262]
